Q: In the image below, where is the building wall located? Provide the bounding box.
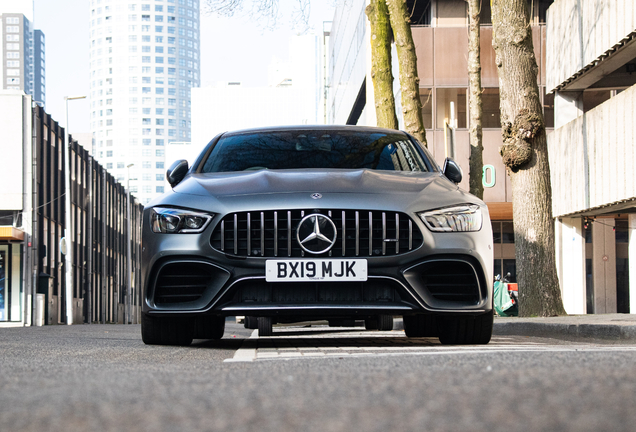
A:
[32,29,44,104]
[327,0,368,125]
[546,0,636,92]
[549,84,636,218]
[89,0,201,205]
[34,106,144,325]
[0,91,32,324]
[0,91,28,210]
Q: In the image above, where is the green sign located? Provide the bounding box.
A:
[482,165,496,188]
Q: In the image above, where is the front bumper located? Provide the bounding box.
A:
[141,210,494,319]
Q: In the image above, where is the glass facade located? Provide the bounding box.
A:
[89,0,200,204]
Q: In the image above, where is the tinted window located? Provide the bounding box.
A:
[201,130,432,173]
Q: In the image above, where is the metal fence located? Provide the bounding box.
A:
[33,106,143,324]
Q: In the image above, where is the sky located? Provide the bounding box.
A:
[33,0,336,135]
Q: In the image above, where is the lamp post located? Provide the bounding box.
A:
[63,95,86,325]
[126,163,134,324]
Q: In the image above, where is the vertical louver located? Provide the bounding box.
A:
[210,209,423,258]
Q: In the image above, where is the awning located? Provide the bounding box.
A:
[0,226,25,241]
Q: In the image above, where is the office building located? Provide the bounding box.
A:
[0,0,46,105]
[191,34,322,160]
[548,0,636,314]
[327,0,555,285]
[89,0,200,204]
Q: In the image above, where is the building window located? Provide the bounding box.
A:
[482,89,501,129]
[156,186,165,193]
[419,88,433,129]
[156,162,164,169]
[436,88,467,129]
[142,161,151,169]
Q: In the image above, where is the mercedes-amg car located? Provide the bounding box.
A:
[141,126,494,345]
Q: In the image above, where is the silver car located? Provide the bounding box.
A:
[141,126,493,345]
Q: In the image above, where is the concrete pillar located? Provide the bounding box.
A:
[556,217,586,314]
[630,214,636,314]
[592,218,617,314]
[554,91,584,129]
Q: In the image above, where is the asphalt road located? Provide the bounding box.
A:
[1,321,636,432]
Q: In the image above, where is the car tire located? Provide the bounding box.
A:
[244,316,258,329]
[437,310,493,345]
[403,315,437,337]
[258,317,273,337]
[364,318,378,330]
[141,313,194,346]
[193,315,225,340]
[377,315,393,330]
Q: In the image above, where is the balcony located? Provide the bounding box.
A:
[548,83,636,217]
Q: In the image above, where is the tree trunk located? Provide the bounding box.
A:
[491,0,566,316]
[366,0,398,130]
[386,0,427,145]
[467,0,484,199]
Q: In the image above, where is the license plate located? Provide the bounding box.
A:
[265,259,368,282]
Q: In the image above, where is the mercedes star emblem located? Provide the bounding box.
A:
[311,193,322,199]
[296,213,337,254]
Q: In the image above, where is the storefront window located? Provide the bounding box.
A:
[0,244,21,322]
[436,88,467,129]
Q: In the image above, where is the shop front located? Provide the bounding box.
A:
[0,227,24,324]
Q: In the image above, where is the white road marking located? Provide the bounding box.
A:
[223,327,636,363]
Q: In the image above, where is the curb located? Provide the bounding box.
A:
[493,322,636,341]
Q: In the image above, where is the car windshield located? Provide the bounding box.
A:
[200,129,433,173]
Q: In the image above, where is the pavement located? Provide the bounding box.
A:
[4,313,636,342]
[492,313,636,342]
[385,313,636,342]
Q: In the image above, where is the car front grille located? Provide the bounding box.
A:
[210,209,423,258]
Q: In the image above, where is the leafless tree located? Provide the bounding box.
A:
[491,0,565,316]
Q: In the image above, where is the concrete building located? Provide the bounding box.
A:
[547,0,636,314]
[327,0,555,284]
[89,0,201,205]
[191,34,322,158]
[0,91,32,325]
[0,90,144,326]
[0,0,46,105]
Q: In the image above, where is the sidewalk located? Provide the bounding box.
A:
[493,313,636,341]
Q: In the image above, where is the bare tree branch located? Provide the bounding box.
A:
[202,0,317,31]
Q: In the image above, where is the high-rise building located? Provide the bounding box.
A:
[89,0,200,204]
[0,0,46,105]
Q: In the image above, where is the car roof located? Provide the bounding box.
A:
[220,124,411,138]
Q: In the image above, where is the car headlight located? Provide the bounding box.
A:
[419,204,482,232]
[151,207,214,234]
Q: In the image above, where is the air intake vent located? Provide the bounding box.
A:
[154,262,217,304]
[210,209,423,258]
[421,261,480,303]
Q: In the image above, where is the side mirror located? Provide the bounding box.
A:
[166,159,189,188]
[442,158,462,184]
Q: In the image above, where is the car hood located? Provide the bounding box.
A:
[173,169,454,197]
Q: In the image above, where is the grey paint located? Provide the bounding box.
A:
[141,126,494,321]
